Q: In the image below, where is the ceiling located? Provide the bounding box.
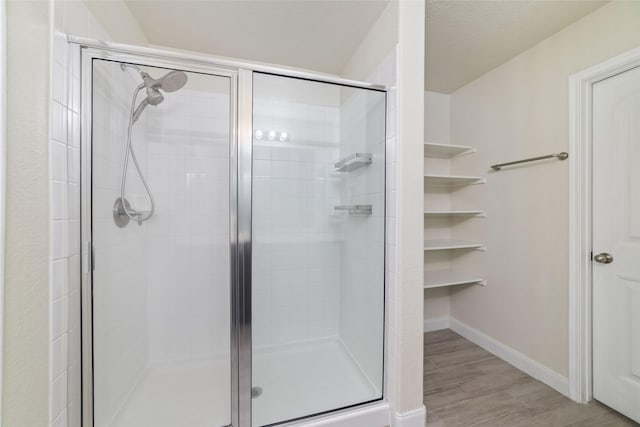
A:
[425,0,608,93]
[123,0,609,93]
[124,0,389,75]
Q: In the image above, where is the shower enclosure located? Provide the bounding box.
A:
[81,45,386,427]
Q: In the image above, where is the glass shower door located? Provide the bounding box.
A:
[251,73,386,426]
[90,59,233,427]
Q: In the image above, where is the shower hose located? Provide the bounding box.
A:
[120,83,156,224]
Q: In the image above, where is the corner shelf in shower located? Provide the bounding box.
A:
[424,239,485,251]
[334,205,372,215]
[334,153,372,172]
[424,269,486,289]
[424,142,475,158]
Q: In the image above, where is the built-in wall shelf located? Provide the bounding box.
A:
[424,239,485,251]
[424,142,475,158]
[335,153,372,172]
[424,269,486,289]
[423,136,484,300]
[424,210,485,217]
[424,174,485,187]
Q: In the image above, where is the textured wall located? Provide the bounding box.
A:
[393,0,425,416]
[449,1,640,377]
[3,1,51,426]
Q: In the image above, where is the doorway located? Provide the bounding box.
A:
[569,47,640,423]
[591,64,640,422]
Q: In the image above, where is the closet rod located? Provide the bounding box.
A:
[491,152,568,171]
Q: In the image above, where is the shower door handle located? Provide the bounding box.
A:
[84,241,94,273]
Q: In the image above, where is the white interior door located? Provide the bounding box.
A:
[592,64,640,423]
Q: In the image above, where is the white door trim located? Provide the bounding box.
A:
[568,46,640,403]
[0,0,6,421]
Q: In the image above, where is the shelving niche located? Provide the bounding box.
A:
[424,141,485,289]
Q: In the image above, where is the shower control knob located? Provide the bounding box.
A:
[593,252,613,264]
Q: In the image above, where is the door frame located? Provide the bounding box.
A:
[75,37,389,427]
[79,47,245,427]
[568,46,640,404]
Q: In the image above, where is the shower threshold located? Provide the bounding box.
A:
[109,337,378,427]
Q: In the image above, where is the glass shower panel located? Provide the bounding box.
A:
[91,60,232,427]
[251,73,386,426]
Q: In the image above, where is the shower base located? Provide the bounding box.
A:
[109,337,378,427]
[252,338,379,426]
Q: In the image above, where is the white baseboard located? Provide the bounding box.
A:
[423,317,449,332]
[448,317,570,397]
[392,406,426,427]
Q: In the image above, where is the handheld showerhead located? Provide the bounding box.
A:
[145,86,164,106]
[158,71,188,92]
[129,69,187,122]
[118,64,190,227]
[130,85,165,124]
[120,63,189,95]
[141,70,188,93]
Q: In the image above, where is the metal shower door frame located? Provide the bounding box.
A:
[77,38,387,427]
[79,47,250,427]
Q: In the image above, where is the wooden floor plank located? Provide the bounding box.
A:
[423,329,639,426]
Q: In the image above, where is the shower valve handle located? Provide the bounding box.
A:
[113,197,148,227]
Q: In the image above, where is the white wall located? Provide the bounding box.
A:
[82,1,147,46]
[3,2,51,426]
[424,92,449,145]
[448,0,640,378]
[0,1,6,420]
[341,2,398,82]
[392,0,425,418]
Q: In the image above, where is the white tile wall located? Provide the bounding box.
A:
[90,60,151,426]
[365,47,399,407]
[57,55,233,425]
[251,67,394,407]
[252,74,343,348]
[338,83,387,394]
[144,81,231,364]
[50,28,82,427]
[51,29,232,426]
[50,2,120,426]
